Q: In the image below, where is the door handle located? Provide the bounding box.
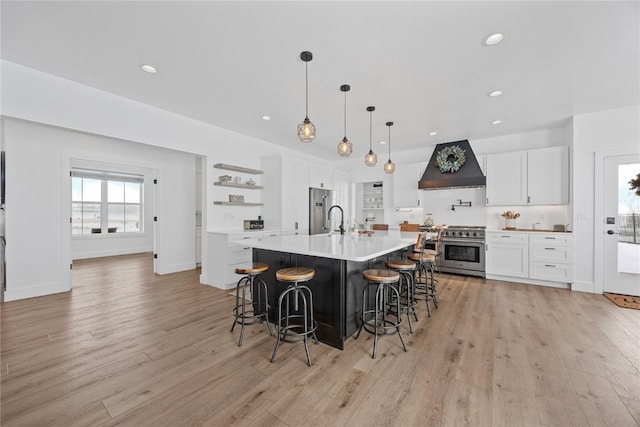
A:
[607,230,618,235]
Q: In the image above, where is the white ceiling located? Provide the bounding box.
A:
[2,1,638,160]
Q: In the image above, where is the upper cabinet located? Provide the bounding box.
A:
[309,163,333,190]
[486,146,569,206]
[486,151,528,205]
[392,162,423,207]
[527,146,569,205]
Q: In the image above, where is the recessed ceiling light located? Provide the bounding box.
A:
[484,33,504,46]
[488,90,503,97]
[261,115,271,121]
[141,64,157,73]
[379,140,387,145]
[429,131,438,136]
[491,120,503,125]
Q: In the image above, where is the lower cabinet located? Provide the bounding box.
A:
[486,232,529,278]
[486,231,573,286]
[207,230,281,289]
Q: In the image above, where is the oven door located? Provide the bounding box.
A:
[439,239,485,276]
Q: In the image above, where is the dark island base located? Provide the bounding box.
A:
[253,246,411,350]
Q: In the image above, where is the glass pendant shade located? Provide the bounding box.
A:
[384,159,396,174]
[337,137,352,156]
[297,117,316,142]
[365,150,378,166]
[364,106,377,167]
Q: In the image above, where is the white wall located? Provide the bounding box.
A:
[571,105,640,293]
[2,118,196,300]
[0,60,334,299]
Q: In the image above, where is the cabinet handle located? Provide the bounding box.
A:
[501,235,511,238]
[486,197,489,204]
[527,196,531,204]
[545,264,556,268]
[243,236,251,239]
[544,237,555,240]
[544,247,556,250]
[269,234,277,237]
[243,247,251,250]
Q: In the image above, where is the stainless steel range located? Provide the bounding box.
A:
[438,225,485,278]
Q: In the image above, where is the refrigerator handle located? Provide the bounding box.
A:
[322,195,328,231]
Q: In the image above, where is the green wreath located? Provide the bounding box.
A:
[436,145,466,173]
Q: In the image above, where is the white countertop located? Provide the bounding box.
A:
[242,231,422,262]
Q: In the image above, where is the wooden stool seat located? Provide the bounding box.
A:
[276,267,315,282]
[407,252,436,262]
[385,259,416,270]
[363,269,400,283]
[235,262,269,275]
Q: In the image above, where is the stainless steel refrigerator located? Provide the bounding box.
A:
[309,187,334,235]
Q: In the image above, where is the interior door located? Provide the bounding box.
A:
[603,154,640,296]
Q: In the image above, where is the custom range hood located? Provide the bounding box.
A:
[419,140,486,190]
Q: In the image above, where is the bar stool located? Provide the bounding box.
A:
[271,267,318,366]
[355,269,408,358]
[229,262,272,346]
[408,249,438,317]
[385,259,418,333]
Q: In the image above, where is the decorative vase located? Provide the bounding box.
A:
[505,219,516,229]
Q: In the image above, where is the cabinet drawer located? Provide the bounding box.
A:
[530,234,572,247]
[228,245,252,264]
[530,245,572,263]
[529,261,572,282]
[486,232,529,244]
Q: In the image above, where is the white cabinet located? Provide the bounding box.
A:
[207,230,281,289]
[529,233,572,282]
[527,146,569,205]
[487,231,573,286]
[392,163,422,207]
[486,232,529,278]
[485,147,569,206]
[309,163,333,190]
[332,170,351,230]
[486,151,528,206]
[261,156,310,235]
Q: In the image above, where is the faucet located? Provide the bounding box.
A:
[328,205,345,235]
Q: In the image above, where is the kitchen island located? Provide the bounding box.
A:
[246,231,419,349]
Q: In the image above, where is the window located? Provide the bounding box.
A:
[71,169,143,235]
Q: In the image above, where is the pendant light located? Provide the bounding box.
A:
[297,51,316,142]
[337,85,353,157]
[364,106,377,167]
[384,121,396,174]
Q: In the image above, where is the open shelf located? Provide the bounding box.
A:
[213,163,263,175]
[214,181,263,189]
[213,201,264,206]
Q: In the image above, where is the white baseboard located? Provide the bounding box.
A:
[4,281,70,301]
[156,260,196,275]
[485,274,570,290]
[570,280,597,294]
[73,247,153,260]
[199,273,207,284]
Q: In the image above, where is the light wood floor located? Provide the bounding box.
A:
[2,253,639,426]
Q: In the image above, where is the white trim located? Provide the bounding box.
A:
[594,147,640,295]
[73,248,153,261]
[156,260,196,275]
[570,280,595,293]
[4,280,69,302]
[485,274,570,289]
[61,154,72,292]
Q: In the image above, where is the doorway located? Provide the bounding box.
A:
[601,153,640,296]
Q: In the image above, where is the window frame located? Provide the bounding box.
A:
[71,169,144,237]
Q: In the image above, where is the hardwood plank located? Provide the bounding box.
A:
[2,255,639,426]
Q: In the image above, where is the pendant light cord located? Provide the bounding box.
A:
[388,125,391,158]
[344,91,347,137]
[369,110,373,150]
[305,62,309,118]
